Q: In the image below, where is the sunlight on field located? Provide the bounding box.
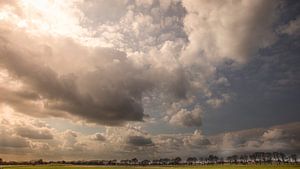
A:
[1,165,300,169]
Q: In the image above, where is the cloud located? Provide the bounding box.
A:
[168,105,203,127]
[0,0,289,132]
[181,0,279,64]
[79,0,129,24]
[206,94,231,108]
[0,132,29,148]
[15,126,53,140]
[183,130,211,147]
[0,107,299,160]
[279,16,300,36]
[262,128,283,141]
[0,30,156,125]
[126,135,154,146]
[90,133,106,141]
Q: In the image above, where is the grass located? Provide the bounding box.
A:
[1,165,300,169]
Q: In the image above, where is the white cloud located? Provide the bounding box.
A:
[90,133,106,141]
[279,16,300,36]
[181,0,279,64]
[168,105,203,127]
[0,0,296,161]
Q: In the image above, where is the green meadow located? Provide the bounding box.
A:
[1,165,300,169]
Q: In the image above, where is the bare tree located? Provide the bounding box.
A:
[291,154,297,163]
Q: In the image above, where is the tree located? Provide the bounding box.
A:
[186,157,197,165]
[227,156,232,164]
[291,154,297,163]
[174,157,182,165]
[279,153,286,163]
[131,158,138,165]
[231,155,238,164]
[240,154,249,164]
[273,152,280,163]
[265,153,272,163]
[208,155,218,164]
[141,160,150,165]
[198,157,204,164]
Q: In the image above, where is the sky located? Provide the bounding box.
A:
[0,0,299,161]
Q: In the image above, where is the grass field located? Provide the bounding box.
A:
[1,165,300,169]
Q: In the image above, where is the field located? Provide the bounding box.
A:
[1,165,300,169]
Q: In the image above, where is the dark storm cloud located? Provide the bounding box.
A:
[15,126,53,140]
[0,131,29,148]
[203,15,300,134]
[0,35,152,125]
[126,135,154,146]
[0,0,298,131]
[0,27,192,126]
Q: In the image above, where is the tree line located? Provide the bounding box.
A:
[0,152,298,166]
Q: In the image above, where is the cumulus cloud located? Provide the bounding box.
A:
[0,131,29,148]
[90,133,106,141]
[168,105,203,127]
[15,126,53,140]
[126,135,154,146]
[0,30,155,125]
[0,106,299,160]
[262,128,283,141]
[181,0,279,64]
[206,93,231,108]
[213,122,300,155]
[279,16,300,36]
[0,0,190,126]
[0,0,282,129]
[183,130,211,147]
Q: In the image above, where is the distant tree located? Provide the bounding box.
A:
[291,154,297,163]
[186,157,197,165]
[240,155,248,164]
[208,155,218,164]
[232,155,238,164]
[227,156,232,163]
[141,159,150,165]
[265,153,272,163]
[279,153,286,163]
[198,157,204,164]
[174,157,182,164]
[219,157,225,164]
[131,158,138,165]
[253,152,263,163]
[248,154,255,163]
[161,158,170,165]
[273,152,280,163]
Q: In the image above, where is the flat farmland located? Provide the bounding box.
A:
[1,165,300,169]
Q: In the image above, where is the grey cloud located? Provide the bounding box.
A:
[1,111,299,160]
[79,0,128,24]
[183,130,211,147]
[279,16,300,35]
[90,133,106,141]
[168,105,203,127]
[14,126,53,140]
[0,0,294,133]
[0,134,29,148]
[0,20,193,127]
[126,135,154,146]
[0,33,155,125]
[210,122,300,154]
[152,122,300,157]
